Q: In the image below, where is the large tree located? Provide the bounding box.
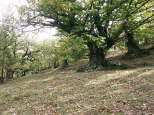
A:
[21,0,154,68]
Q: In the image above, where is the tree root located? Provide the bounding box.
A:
[77,61,128,72]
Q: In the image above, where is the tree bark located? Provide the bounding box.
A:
[87,41,107,68]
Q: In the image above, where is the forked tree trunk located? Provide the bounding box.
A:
[87,41,107,68]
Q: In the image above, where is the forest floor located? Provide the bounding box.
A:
[0,49,154,115]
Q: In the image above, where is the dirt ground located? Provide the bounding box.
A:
[0,49,154,115]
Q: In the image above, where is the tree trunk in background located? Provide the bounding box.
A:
[53,59,59,68]
[0,62,5,83]
[87,41,107,68]
[0,75,4,83]
[62,59,69,68]
[6,69,14,80]
[125,29,141,55]
[0,76,4,83]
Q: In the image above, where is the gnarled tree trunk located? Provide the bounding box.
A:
[87,41,107,68]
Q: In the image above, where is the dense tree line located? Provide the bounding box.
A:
[0,18,87,83]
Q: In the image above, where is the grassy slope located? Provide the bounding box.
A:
[0,51,154,115]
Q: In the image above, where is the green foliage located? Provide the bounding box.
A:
[135,23,154,45]
[58,36,88,63]
[30,0,153,48]
[0,22,19,77]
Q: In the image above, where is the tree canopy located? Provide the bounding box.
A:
[21,0,154,68]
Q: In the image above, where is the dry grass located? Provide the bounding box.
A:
[0,50,154,115]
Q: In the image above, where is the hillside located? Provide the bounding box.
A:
[0,50,154,115]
